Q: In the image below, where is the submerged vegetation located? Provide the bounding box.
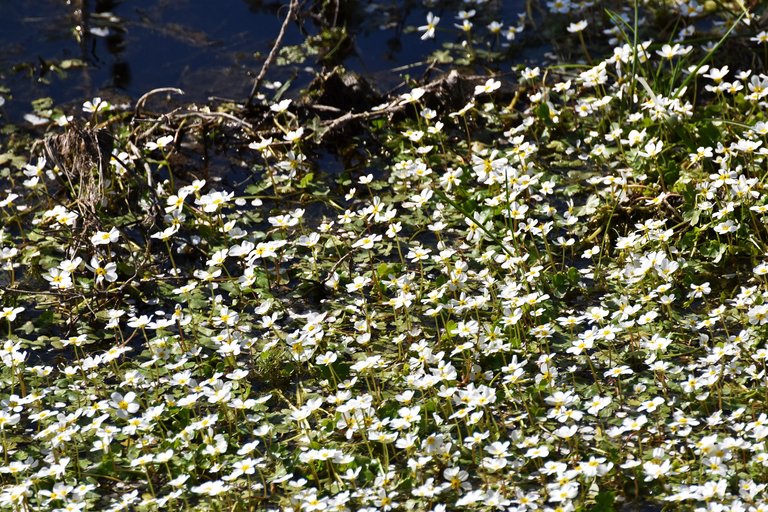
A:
[3,0,768,510]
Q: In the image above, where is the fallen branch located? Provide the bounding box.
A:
[318,70,469,140]
[319,103,403,139]
[172,110,256,133]
[135,87,185,116]
[247,0,299,107]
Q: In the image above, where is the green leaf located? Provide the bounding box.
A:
[19,321,35,335]
[0,152,26,169]
[377,262,399,279]
[697,121,720,147]
[701,239,726,262]
[662,165,679,187]
[679,229,698,252]
[683,207,700,226]
[430,50,453,64]
[31,97,53,111]
[443,320,457,341]
[537,103,551,123]
[551,272,569,298]
[589,491,616,512]
[298,172,314,189]
[371,118,386,130]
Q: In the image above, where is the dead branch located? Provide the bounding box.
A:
[135,87,185,116]
[318,70,470,140]
[172,111,256,133]
[247,0,300,107]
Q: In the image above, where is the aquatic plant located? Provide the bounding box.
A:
[1,0,768,510]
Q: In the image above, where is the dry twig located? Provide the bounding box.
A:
[319,70,469,140]
[247,0,300,107]
[135,87,185,116]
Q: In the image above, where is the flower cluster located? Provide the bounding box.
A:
[1,1,768,511]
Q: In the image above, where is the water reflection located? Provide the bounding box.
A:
[0,0,529,121]
[93,0,132,89]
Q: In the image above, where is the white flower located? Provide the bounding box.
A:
[567,20,588,33]
[145,135,174,151]
[248,137,273,151]
[418,12,440,40]
[352,234,382,250]
[713,219,739,234]
[637,396,665,413]
[196,190,234,212]
[547,0,572,14]
[88,257,118,284]
[656,43,692,59]
[639,139,663,158]
[0,307,24,322]
[0,193,18,209]
[688,282,711,298]
[127,315,153,329]
[90,227,120,246]
[474,78,501,96]
[270,99,292,113]
[191,480,230,496]
[283,127,304,143]
[0,411,20,430]
[82,97,111,113]
[44,268,73,290]
[586,395,611,415]
[525,446,549,458]
[400,87,426,104]
[110,391,139,418]
[643,460,671,481]
[346,276,371,293]
[752,30,768,44]
[150,225,179,241]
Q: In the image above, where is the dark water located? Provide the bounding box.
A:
[0,0,532,122]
